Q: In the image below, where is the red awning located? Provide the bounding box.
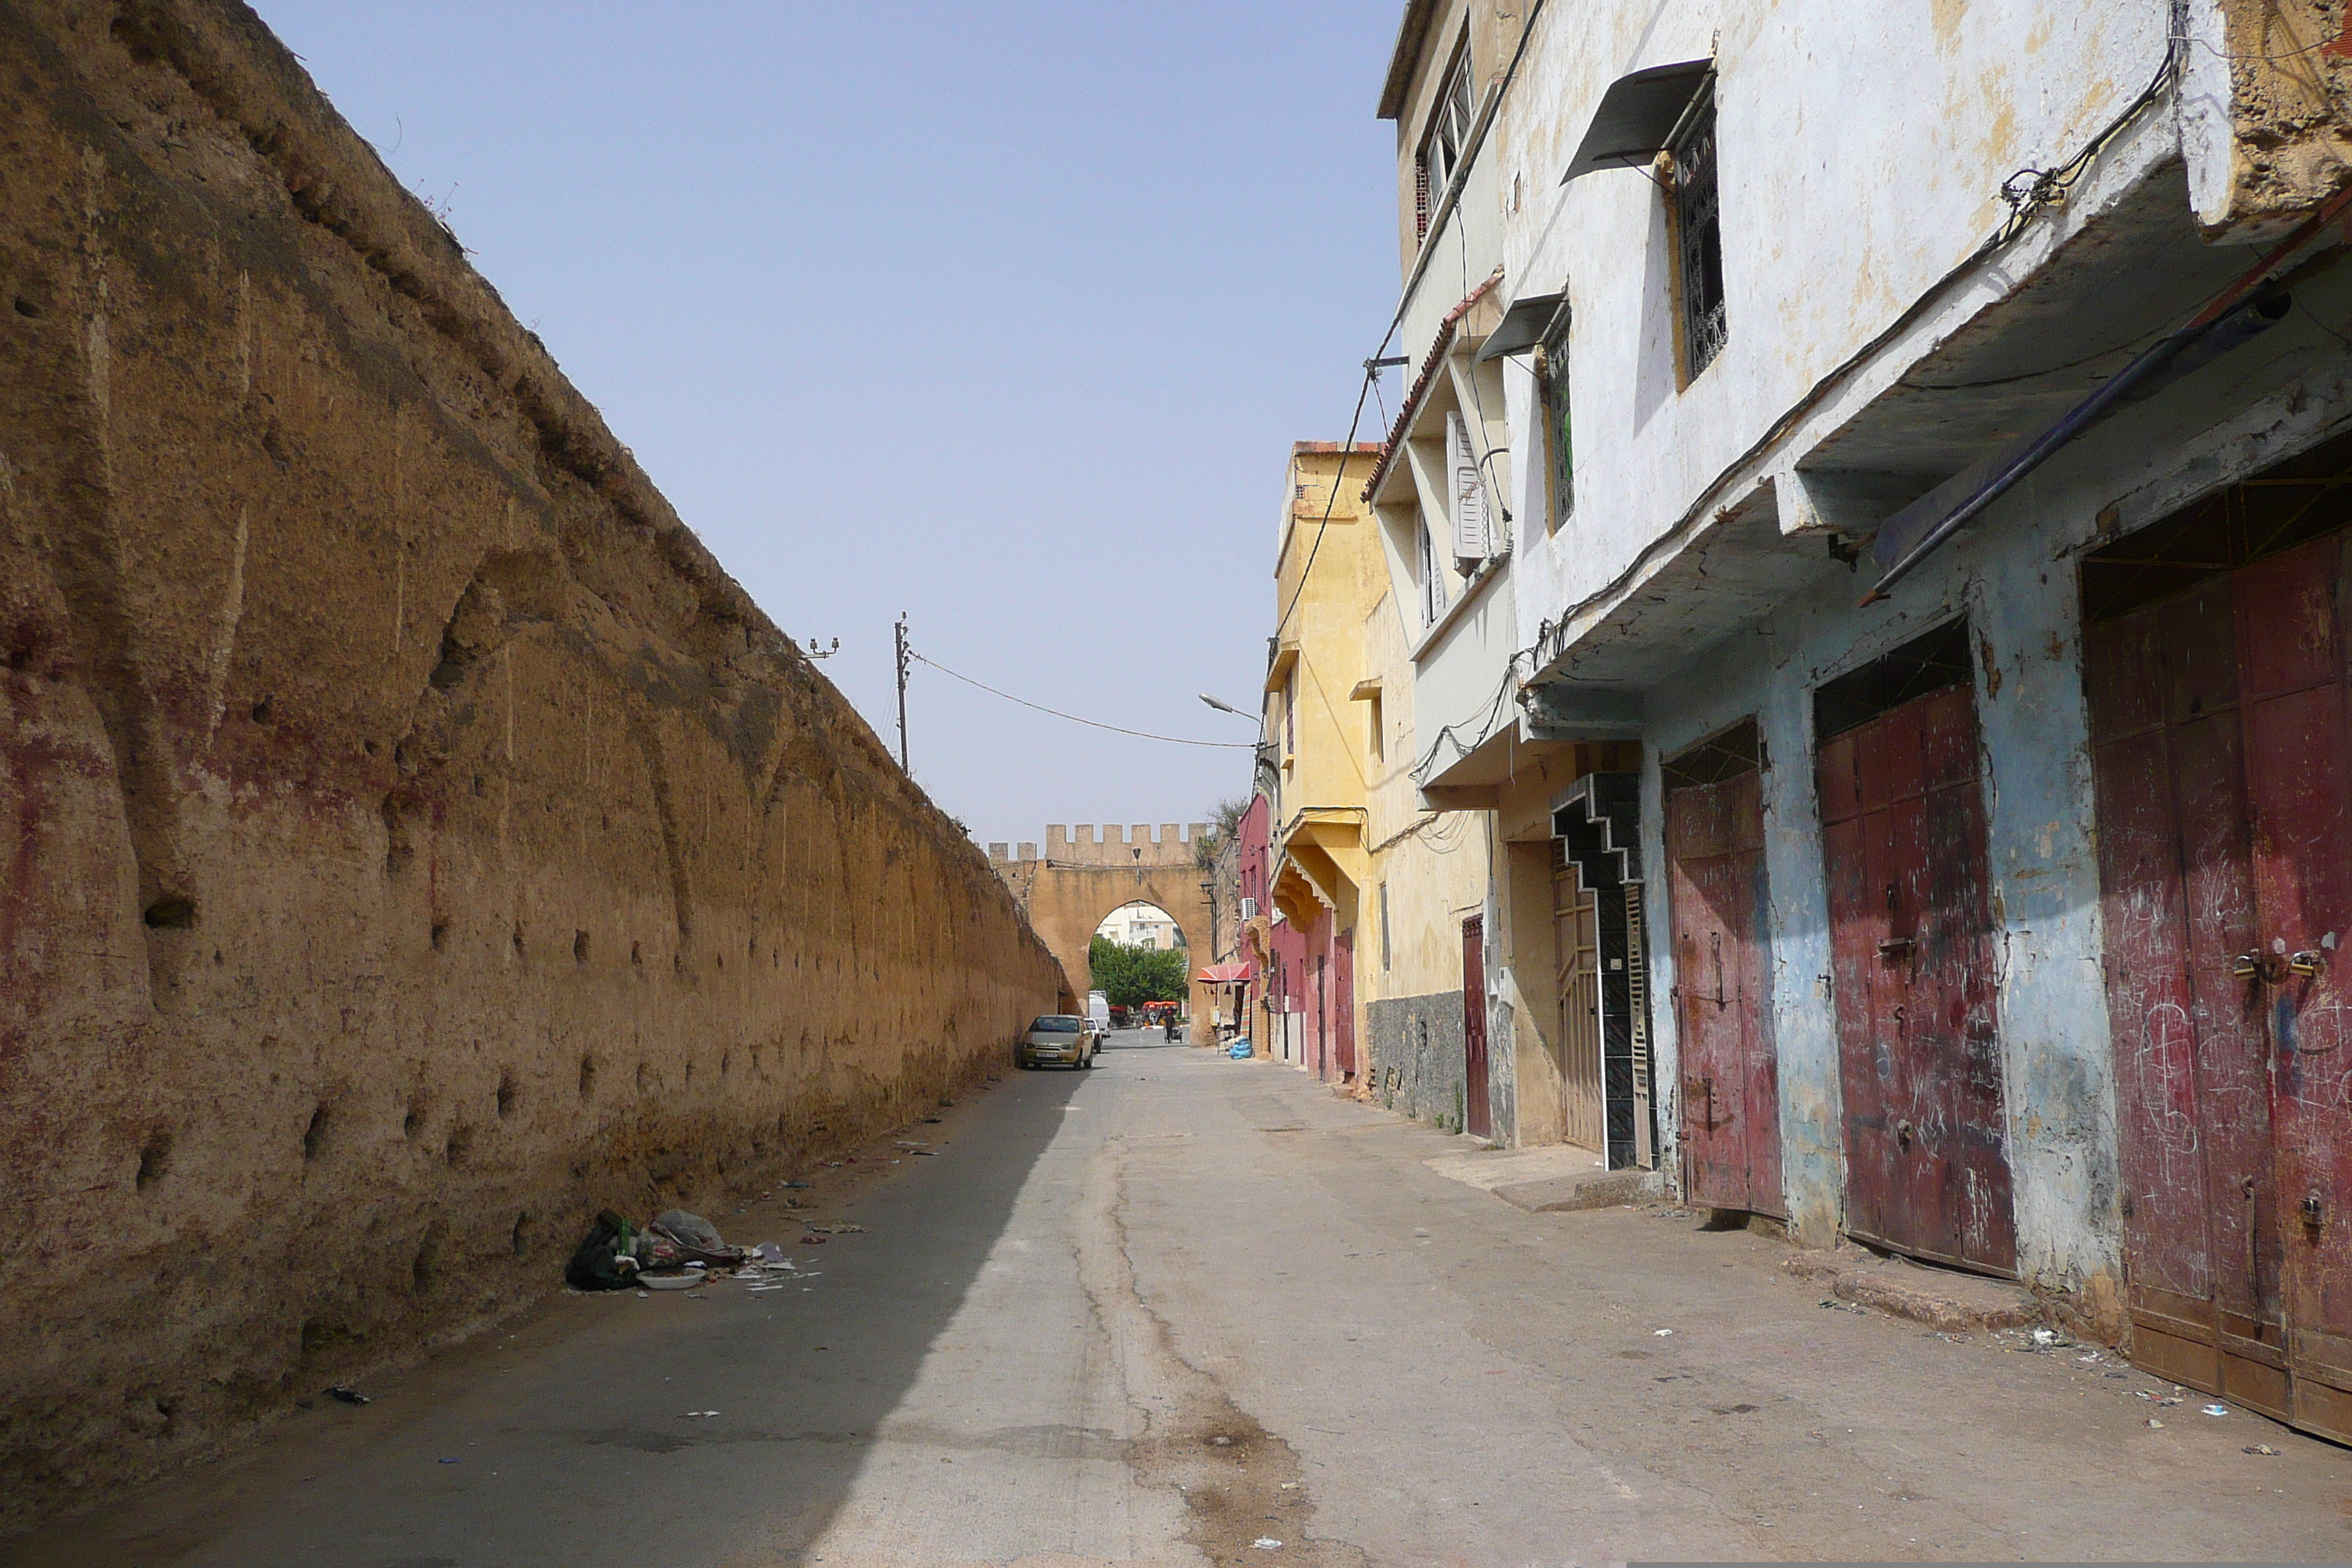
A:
[1194,961,1253,984]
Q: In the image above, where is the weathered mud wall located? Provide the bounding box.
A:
[0,0,1061,1523]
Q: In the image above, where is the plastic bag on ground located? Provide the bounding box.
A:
[649,1209,747,1268]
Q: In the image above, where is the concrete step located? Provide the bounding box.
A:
[1784,1248,2047,1333]
[1493,1169,1665,1213]
[1423,1142,1665,1213]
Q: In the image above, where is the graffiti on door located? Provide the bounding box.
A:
[2084,434,2352,1444]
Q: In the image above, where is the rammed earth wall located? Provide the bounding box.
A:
[0,0,1061,1525]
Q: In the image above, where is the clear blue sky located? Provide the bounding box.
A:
[251,1,1402,849]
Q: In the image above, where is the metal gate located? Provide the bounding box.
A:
[1817,623,2016,1274]
[2084,461,2352,1443]
[1555,772,1656,1169]
[1463,916,1490,1139]
[1554,844,1605,1152]
[1665,722,1783,1217]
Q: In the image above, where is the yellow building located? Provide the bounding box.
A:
[1259,443,1488,1130]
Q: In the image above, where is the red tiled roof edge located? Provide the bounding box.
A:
[1360,266,1505,503]
[1292,440,1389,455]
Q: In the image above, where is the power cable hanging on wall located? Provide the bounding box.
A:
[1274,0,1558,649]
[908,651,1256,750]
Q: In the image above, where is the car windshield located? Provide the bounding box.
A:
[1030,1016,1084,1033]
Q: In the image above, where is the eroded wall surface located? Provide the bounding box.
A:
[2185,0,2352,236]
[0,0,1060,1520]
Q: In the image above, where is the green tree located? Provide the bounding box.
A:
[1090,935,1190,1008]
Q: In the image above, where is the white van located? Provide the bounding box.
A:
[1086,991,1111,1038]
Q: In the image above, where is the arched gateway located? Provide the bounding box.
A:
[989,824,1215,1015]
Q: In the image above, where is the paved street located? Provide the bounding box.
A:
[19,1030,2352,1567]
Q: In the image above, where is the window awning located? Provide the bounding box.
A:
[1561,59,1711,183]
[1263,639,1299,693]
[1475,290,1567,362]
[1195,960,1253,984]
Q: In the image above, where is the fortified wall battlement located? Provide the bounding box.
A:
[988,823,1209,867]
[983,825,1217,1006]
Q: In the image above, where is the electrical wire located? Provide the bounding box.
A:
[909,652,1256,750]
[1898,317,2176,391]
[1270,368,1376,646]
[2299,295,2352,347]
[2172,24,2346,67]
[1412,652,1527,781]
[1273,0,1556,649]
[1457,214,1515,523]
[1533,30,2186,664]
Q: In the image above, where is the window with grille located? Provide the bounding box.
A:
[1670,81,1727,380]
[1415,40,1475,243]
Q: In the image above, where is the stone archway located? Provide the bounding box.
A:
[987,823,1214,1008]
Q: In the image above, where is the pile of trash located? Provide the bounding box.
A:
[565,1208,754,1292]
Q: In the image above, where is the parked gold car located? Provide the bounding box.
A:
[1017,1014,1096,1070]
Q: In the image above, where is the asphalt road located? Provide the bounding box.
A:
[18,1028,2352,1565]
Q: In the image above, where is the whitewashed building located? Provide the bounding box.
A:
[1368,0,2352,1439]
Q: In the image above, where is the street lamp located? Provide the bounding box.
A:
[1199,693,1253,720]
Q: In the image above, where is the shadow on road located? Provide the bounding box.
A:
[2,1049,1097,1567]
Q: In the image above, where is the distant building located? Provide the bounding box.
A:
[1253,442,1490,1100]
[1094,902,1185,951]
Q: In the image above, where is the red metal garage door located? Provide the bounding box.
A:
[1665,725,1783,1217]
[2087,519,2352,1444]
[1817,636,2016,1275]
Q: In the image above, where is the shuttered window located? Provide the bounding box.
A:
[1447,410,1490,572]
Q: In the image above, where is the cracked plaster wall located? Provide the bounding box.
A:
[1635,270,2352,1335]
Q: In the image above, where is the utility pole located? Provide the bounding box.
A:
[893,613,911,773]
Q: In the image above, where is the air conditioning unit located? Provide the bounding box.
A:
[1240,897,1258,920]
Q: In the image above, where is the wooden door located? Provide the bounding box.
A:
[1666,761,1783,1217]
[1463,916,1491,1138]
[1333,927,1357,1077]
[2086,578,2287,1420]
[1554,851,1605,1150]
[2236,539,2352,1439]
[2087,531,2352,1441]
[1311,952,1327,1077]
[1818,680,2016,1275]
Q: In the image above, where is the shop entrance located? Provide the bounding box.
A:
[1553,843,1605,1152]
[2083,429,2352,1443]
[1665,720,1783,1218]
[1817,621,2014,1275]
[1554,772,1656,1170]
